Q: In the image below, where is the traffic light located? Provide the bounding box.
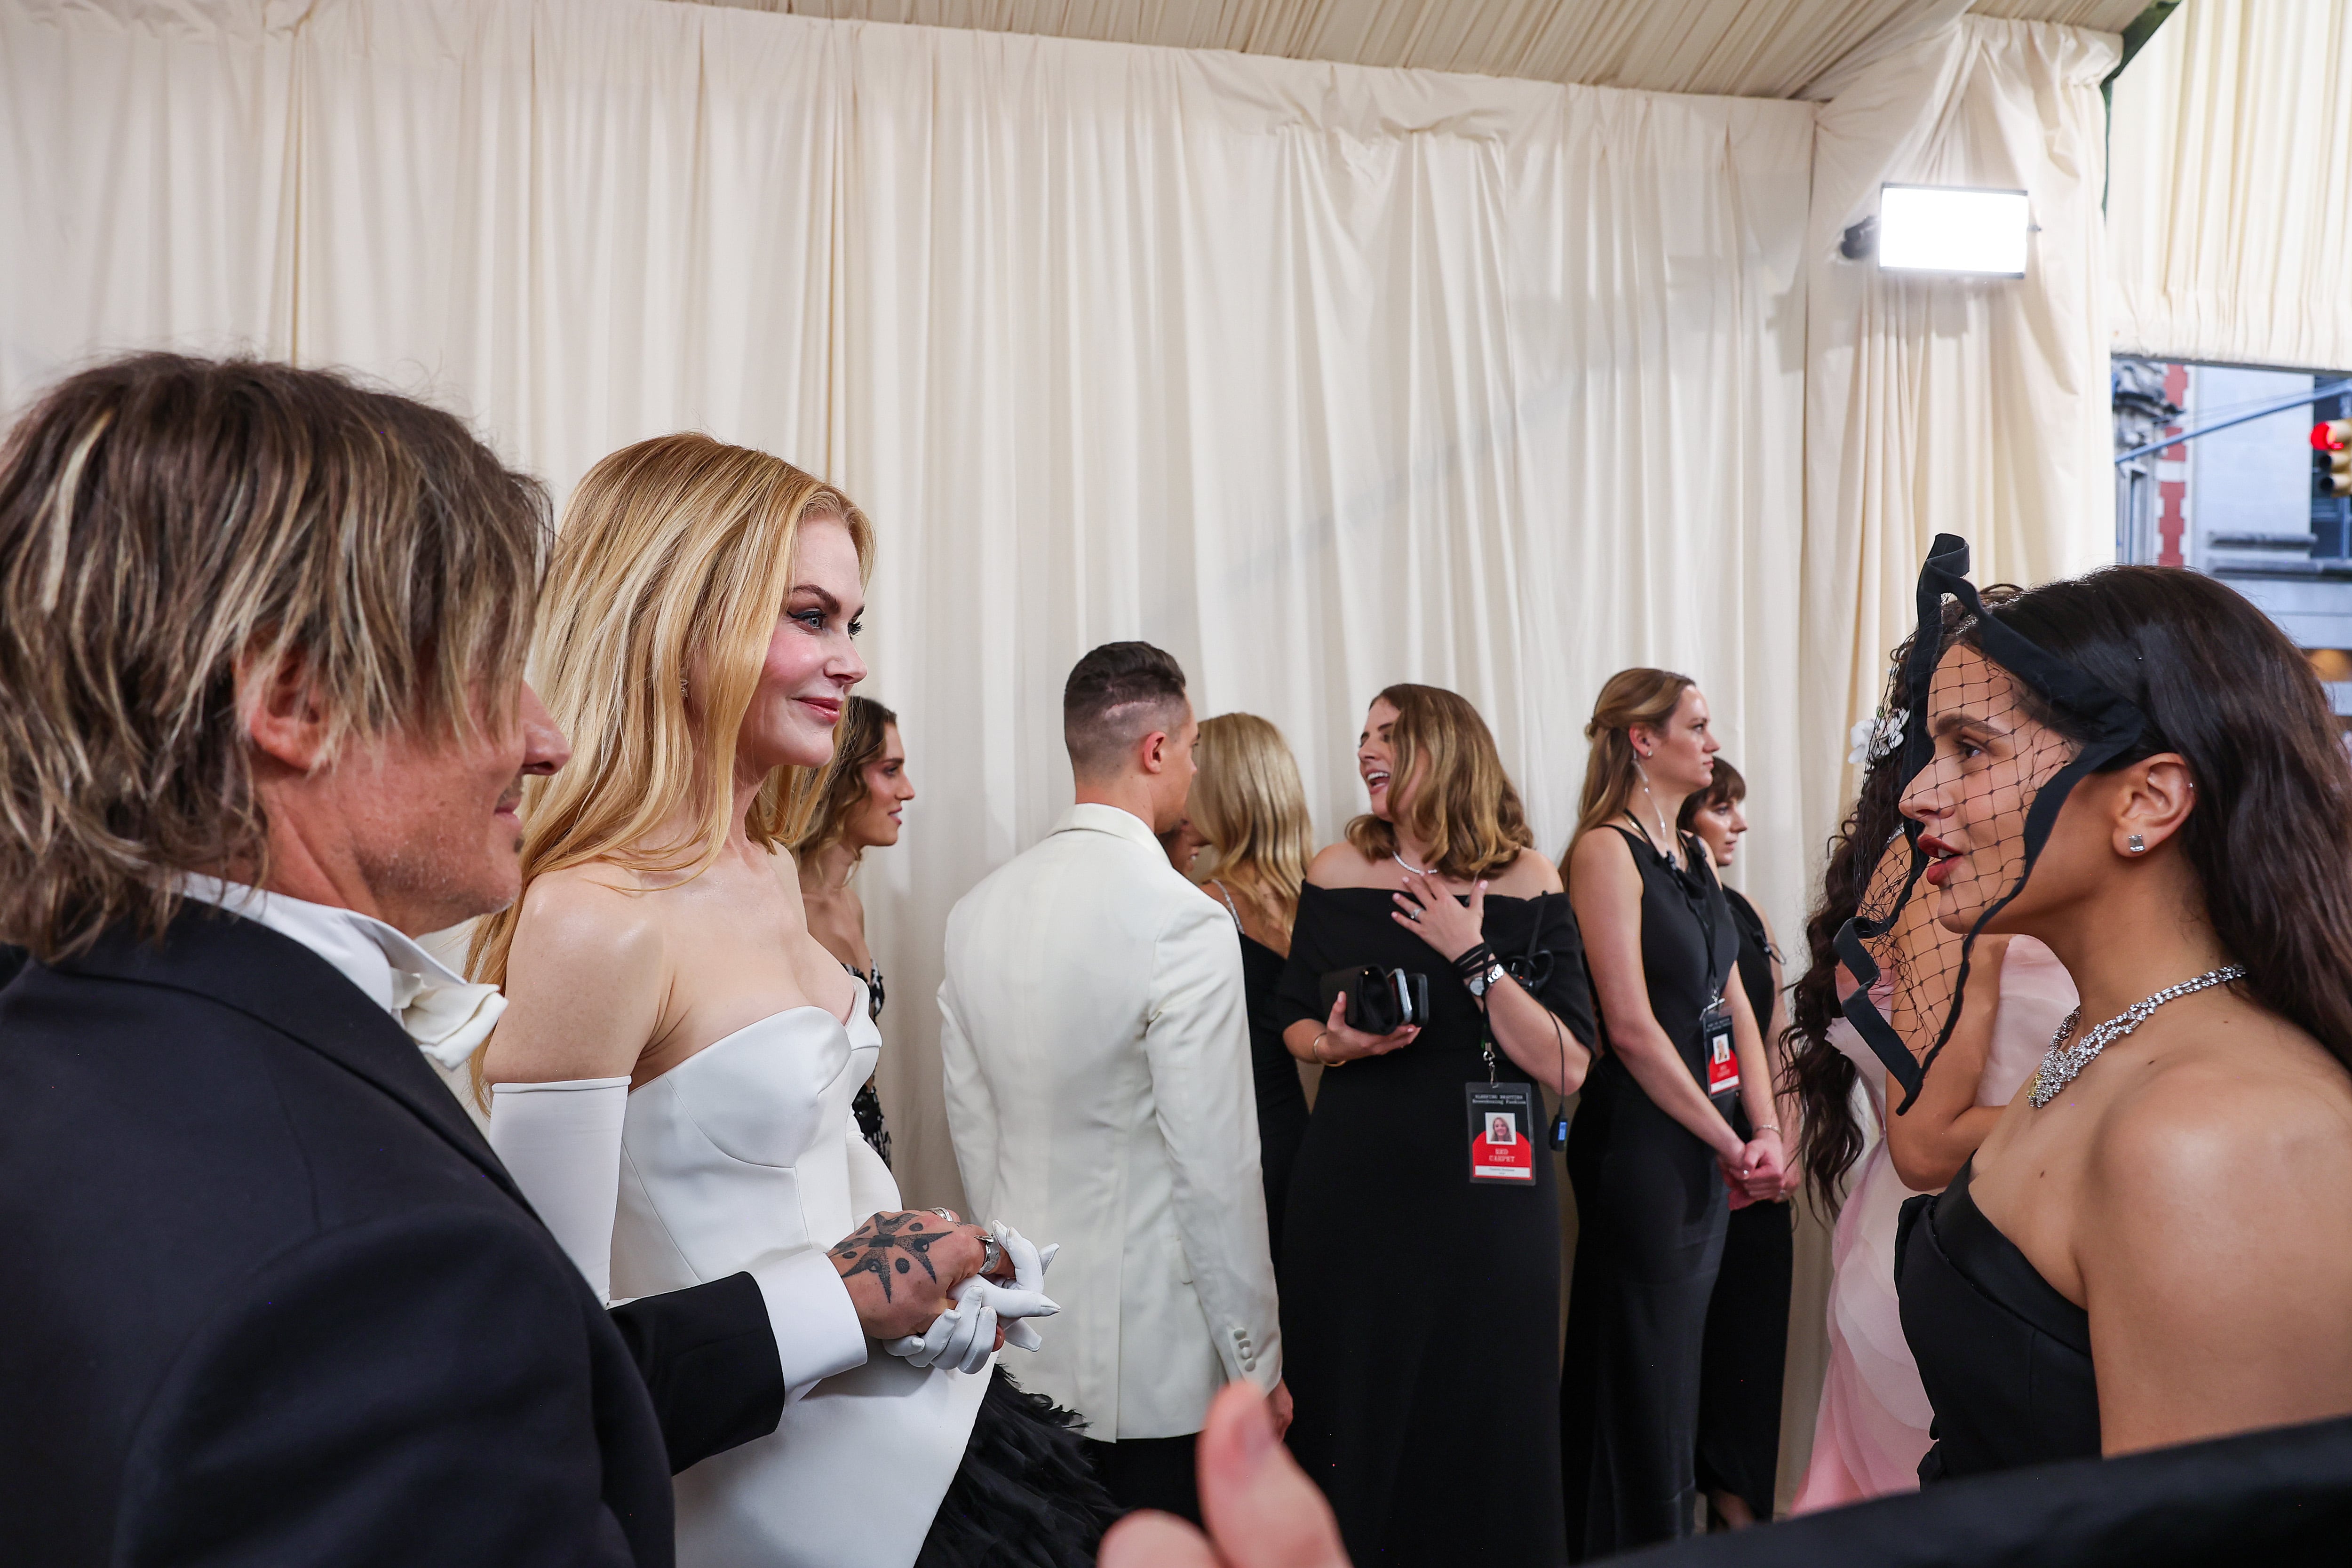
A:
[2319,418,2352,498]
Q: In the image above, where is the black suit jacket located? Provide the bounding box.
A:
[0,912,788,1567]
[1612,1412,2352,1567]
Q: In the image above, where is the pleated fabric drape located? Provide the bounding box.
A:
[1800,15,2119,842]
[2108,0,2352,373]
[679,0,1989,101]
[2,0,1819,1225]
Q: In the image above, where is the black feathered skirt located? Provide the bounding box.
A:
[914,1369,1124,1568]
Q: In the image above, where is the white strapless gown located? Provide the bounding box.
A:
[612,988,989,1568]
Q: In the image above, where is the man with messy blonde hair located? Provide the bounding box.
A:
[0,354,988,1566]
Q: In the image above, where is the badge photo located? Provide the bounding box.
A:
[1706,1028,1739,1095]
[1466,1082,1536,1183]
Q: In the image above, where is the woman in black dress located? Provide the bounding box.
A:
[790,693,915,1165]
[1559,670,1784,1559]
[1883,563,2352,1478]
[1678,759,1796,1528]
[1186,712,1316,1261]
[1276,684,1594,1567]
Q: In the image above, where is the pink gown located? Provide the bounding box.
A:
[1790,936,2076,1511]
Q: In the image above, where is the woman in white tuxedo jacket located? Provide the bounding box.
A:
[473,435,1113,1568]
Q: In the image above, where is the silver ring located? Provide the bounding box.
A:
[929,1207,958,1222]
[980,1236,1005,1275]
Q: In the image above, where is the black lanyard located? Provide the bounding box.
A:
[1624,813,1722,1002]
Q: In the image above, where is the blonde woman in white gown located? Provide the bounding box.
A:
[469,436,1112,1568]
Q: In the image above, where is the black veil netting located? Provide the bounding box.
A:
[1834,535,2152,1114]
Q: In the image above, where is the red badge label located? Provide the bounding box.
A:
[1706,1028,1739,1095]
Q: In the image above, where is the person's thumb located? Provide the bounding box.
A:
[1196,1382,1351,1568]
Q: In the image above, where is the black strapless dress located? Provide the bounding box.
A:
[1276,884,1594,1567]
[1897,1158,2100,1480]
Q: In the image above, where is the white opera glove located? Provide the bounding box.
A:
[884,1223,1060,1370]
[890,1292,999,1374]
[974,1223,1061,1353]
[487,1077,629,1303]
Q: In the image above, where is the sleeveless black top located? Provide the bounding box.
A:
[1897,1158,2100,1480]
[1596,824,1737,1091]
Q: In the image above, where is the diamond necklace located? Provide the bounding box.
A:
[2027,964,2245,1108]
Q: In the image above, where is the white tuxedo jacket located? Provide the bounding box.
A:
[939,804,1281,1439]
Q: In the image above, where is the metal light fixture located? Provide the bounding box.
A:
[1871,183,2032,277]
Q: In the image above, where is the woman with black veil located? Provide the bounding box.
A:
[1868,544,2352,1477]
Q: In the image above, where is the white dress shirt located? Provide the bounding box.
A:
[177,876,505,1067]
[939,802,1282,1440]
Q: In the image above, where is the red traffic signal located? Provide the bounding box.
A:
[2321,420,2352,496]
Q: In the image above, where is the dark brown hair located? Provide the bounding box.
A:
[1784,755,1906,1210]
[1676,757,1748,833]
[1064,640,1188,778]
[0,353,548,959]
[1971,565,2352,1071]
[1344,684,1533,880]
[1783,591,2012,1210]
[788,695,900,862]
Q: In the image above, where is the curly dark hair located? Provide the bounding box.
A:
[1782,589,2015,1210]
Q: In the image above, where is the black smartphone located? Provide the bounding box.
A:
[1318,966,1430,1035]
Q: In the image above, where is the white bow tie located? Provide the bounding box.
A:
[389,969,509,1069]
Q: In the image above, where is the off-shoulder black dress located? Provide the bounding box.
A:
[1276,883,1593,1567]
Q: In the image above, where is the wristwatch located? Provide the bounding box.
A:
[1464,960,1507,999]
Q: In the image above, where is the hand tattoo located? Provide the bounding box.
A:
[828,1211,962,1303]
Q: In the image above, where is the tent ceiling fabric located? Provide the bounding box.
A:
[675,0,2147,97]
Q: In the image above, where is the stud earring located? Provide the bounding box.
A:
[2127,834,2146,855]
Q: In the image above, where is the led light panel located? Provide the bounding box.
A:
[1877,183,2030,277]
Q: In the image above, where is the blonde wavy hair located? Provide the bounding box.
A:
[1343,684,1532,881]
[1190,712,1314,933]
[470,434,873,990]
[1571,667,1697,851]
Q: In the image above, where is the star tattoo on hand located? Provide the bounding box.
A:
[828,1211,962,1303]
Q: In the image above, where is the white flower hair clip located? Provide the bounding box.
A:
[1848,708,1906,768]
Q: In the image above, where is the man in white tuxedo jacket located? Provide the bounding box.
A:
[940,641,1287,1521]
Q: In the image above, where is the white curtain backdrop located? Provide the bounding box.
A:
[3,0,1817,1223]
[2108,0,2352,373]
[1801,15,2118,840]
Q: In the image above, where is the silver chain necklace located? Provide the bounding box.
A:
[1634,764,1678,868]
[1393,850,1435,877]
[2028,964,2245,1108]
